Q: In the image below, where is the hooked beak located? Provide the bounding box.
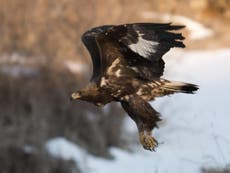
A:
[70,92,81,100]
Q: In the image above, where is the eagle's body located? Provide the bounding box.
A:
[71,23,198,151]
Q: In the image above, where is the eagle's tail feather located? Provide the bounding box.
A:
[162,81,199,94]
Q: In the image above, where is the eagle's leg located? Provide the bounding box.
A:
[120,95,161,151]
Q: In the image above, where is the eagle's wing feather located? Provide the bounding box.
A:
[96,23,185,80]
[109,23,185,61]
[81,25,114,81]
[82,23,185,83]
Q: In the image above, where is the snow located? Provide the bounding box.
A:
[0,53,43,77]
[46,137,88,172]
[65,60,89,74]
[0,65,39,77]
[46,49,230,173]
[0,53,46,65]
[142,12,214,40]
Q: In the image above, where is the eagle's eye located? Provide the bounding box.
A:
[71,92,81,100]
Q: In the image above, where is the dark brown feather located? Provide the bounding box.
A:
[81,25,113,81]
[121,95,161,130]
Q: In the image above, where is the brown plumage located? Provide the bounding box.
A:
[71,23,199,151]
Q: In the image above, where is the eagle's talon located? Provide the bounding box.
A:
[141,135,158,151]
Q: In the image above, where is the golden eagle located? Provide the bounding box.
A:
[71,23,198,151]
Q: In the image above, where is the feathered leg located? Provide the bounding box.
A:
[120,95,161,151]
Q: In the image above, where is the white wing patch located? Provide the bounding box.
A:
[100,77,107,87]
[136,88,144,96]
[107,58,120,75]
[128,32,159,58]
[115,69,122,77]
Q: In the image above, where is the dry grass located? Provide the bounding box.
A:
[0,145,80,173]
[0,0,229,62]
[0,59,125,157]
[203,167,230,173]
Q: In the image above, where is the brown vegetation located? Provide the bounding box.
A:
[0,60,125,156]
[0,145,80,173]
[0,0,229,62]
[203,167,230,173]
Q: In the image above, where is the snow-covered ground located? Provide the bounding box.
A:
[46,49,230,173]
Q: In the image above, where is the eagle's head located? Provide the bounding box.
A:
[70,90,104,107]
[70,88,94,101]
[70,84,103,106]
[71,91,82,100]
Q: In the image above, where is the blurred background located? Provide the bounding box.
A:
[0,0,230,173]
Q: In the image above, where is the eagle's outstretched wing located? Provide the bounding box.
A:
[92,23,185,81]
[81,25,113,81]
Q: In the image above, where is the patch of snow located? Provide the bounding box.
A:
[142,12,214,40]
[0,53,46,65]
[23,145,34,154]
[65,60,88,74]
[0,53,47,77]
[46,137,88,172]
[148,48,230,172]
[0,65,39,77]
[46,49,230,173]
[122,115,137,135]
